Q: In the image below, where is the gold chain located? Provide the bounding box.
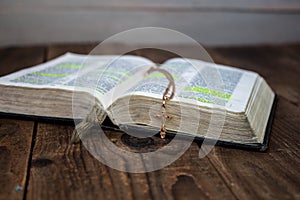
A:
[146,67,175,139]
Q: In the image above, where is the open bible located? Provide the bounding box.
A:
[0,53,276,150]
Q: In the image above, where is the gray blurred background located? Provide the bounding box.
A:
[1,0,300,47]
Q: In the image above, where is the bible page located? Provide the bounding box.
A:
[121,58,258,113]
[0,53,155,108]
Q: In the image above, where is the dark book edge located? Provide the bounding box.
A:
[0,112,76,125]
[0,94,277,151]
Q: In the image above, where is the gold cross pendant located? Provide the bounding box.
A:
[146,67,175,139]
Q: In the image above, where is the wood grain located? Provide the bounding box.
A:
[145,142,235,200]
[47,43,178,64]
[0,46,45,76]
[47,43,207,64]
[26,123,235,200]
[0,45,45,200]
[27,124,140,200]
[0,119,35,200]
[46,44,97,60]
[206,45,300,199]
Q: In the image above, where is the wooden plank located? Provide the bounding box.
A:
[48,43,179,64]
[205,45,300,199]
[46,43,97,60]
[144,142,235,200]
[26,124,154,200]
[0,45,45,200]
[0,46,45,76]
[0,119,35,200]
[26,123,235,200]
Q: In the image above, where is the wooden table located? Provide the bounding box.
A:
[0,44,299,200]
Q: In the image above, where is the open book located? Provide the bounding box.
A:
[0,53,276,150]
